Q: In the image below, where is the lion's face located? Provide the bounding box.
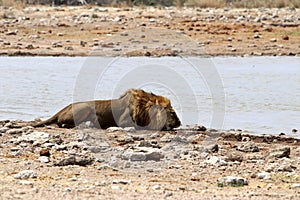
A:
[120,89,181,130]
[162,103,181,130]
[149,97,181,130]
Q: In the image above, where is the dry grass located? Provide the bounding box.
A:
[0,0,25,8]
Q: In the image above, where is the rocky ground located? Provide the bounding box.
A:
[0,6,299,56]
[0,120,300,199]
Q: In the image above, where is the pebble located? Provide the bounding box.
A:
[268,147,290,158]
[6,128,24,135]
[291,183,300,189]
[220,176,248,186]
[17,131,49,143]
[270,38,277,42]
[112,179,131,184]
[237,141,259,152]
[38,156,50,163]
[152,184,161,190]
[19,180,34,186]
[0,127,10,133]
[14,170,37,180]
[206,156,227,166]
[124,127,136,132]
[257,171,271,179]
[111,185,121,190]
[107,127,123,132]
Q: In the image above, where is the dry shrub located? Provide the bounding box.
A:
[185,0,225,8]
[185,0,299,8]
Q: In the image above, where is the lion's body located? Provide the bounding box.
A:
[34,89,181,130]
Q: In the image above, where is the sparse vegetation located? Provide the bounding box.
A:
[0,0,299,7]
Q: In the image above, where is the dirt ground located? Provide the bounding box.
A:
[0,6,299,56]
[1,5,300,200]
[0,120,300,199]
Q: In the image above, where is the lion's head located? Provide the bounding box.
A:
[120,89,181,130]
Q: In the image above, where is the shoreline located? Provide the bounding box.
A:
[0,6,299,57]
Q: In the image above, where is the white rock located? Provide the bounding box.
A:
[38,156,50,163]
[107,127,123,132]
[14,170,37,180]
[221,176,248,185]
[292,183,300,188]
[20,180,34,186]
[257,172,271,179]
[206,156,227,166]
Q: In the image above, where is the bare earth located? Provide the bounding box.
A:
[0,6,299,56]
[0,120,300,199]
[1,5,300,200]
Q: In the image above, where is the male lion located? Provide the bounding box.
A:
[34,89,181,130]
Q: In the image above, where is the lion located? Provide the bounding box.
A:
[33,89,181,130]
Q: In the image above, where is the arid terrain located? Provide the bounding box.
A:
[0,120,300,199]
[0,6,299,56]
[1,5,300,200]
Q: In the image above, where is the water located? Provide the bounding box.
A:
[0,56,299,135]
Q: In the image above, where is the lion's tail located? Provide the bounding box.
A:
[32,114,58,127]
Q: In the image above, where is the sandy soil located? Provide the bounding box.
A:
[0,120,300,199]
[0,6,299,56]
[1,5,300,200]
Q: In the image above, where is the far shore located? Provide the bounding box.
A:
[0,6,299,57]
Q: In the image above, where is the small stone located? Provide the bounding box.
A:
[268,147,290,158]
[205,144,219,153]
[206,156,227,166]
[64,46,74,51]
[112,180,131,185]
[52,42,63,48]
[123,127,136,132]
[292,183,300,189]
[191,17,198,22]
[57,33,64,36]
[0,127,9,133]
[6,30,18,35]
[237,141,259,152]
[39,148,50,157]
[282,35,289,40]
[257,172,271,179]
[14,170,37,180]
[270,38,277,42]
[111,185,121,190]
[145,151,164,161]
[6,128,23,134]
[278,165,295,172]
[25,44,34,49]
[54,156,76,166]
[254,34,260,39]
[220,176,248,186]
[152,184,161,190]
[38,156,50,163]
[107,127,123,132]
[292,129,298,133]
[20,180,34,186]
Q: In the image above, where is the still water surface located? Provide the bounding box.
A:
[0,56,299,135]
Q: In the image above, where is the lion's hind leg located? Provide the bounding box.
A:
[57,103,95,128]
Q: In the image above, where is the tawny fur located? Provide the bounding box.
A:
[34,89,181,130]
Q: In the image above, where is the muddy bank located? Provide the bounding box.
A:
[0,6,299,57]
[1,120,300,199]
